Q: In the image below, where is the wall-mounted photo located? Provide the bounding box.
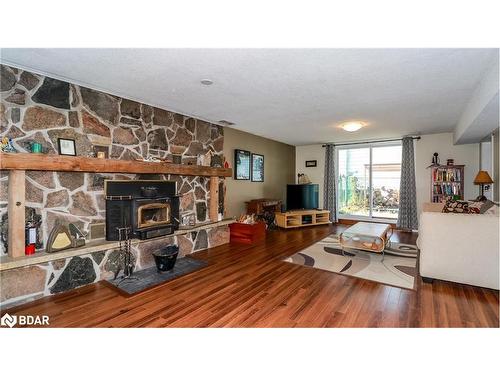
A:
[234,149,251,180]
[251,153,264,182]
[305,160,317,167]
[57,138,76,156]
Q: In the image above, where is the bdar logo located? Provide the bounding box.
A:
[1,313,17,328]
[0,313,49,327]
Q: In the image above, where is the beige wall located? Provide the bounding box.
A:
[295,144,325,208]
[223,127,295,217]
[415,132,479,216]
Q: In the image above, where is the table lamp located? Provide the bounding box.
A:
[473,170,493,201]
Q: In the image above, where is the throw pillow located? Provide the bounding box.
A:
[468,200,483,214]
[468,199,500,215]
[442,197,469,213]
[480,200,500,215]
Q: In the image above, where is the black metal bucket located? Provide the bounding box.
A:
[152,245,179,272]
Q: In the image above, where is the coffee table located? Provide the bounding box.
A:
[339,222,393,259]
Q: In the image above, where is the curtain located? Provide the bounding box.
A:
[323,144,337,222]
[397,137,418,230]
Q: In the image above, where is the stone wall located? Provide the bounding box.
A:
[0,64,230,308]
[0,64,225,253]
[1,225,230,308]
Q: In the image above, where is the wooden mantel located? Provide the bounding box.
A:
[0,153,232,259]
[0,153,232,177]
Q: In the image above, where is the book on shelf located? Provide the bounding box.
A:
[432,183,461,196]
[432,167,461,182]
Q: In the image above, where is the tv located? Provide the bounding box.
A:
[286,184,319,210]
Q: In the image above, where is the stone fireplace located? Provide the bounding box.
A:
[0,63,225,253]
[0,64,231,308]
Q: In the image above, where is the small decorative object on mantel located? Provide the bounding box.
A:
[198,149,214,166]
[57,138,77,156]
[447,158,454,166]
[26,141,44,154]
[305,160,317,167]
[297,173,311,184]
[0,137,17,153]
[46,224,74,253]
[172,154,182,164]
[137,156,161,163]
[210,154,223,168]
[93,145,109,159]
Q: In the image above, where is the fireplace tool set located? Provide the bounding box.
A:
[115,226,137,285]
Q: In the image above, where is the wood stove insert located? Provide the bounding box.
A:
[105,180,180,241]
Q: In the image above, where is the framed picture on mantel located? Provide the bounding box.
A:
[234,149,251,180]
[57,138,76,156]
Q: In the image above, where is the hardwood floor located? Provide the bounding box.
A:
[3,225,499,327]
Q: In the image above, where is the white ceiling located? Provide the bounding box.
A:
[1,48,497,145]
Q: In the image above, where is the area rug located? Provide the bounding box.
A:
[284,234,418,290]
[106,257,208,295]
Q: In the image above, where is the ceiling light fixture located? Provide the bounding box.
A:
[340,121,365,132]
[200,79,213,86]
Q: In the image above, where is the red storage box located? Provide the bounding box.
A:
[229,222,266,244]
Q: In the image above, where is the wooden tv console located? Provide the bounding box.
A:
[275,210,331,229]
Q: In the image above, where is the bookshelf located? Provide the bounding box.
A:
[430,164,465,203]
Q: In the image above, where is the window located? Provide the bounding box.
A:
[337,143,402,221]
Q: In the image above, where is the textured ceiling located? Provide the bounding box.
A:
[1,48,496,145]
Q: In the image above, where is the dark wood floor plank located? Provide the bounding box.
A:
[2,224,498,328]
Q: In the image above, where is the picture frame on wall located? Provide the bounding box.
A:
[234,149,251,180]
[57,138,77,156]
[305,160,317,167]
[251,153,264,182]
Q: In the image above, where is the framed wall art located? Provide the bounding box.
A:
[251,153,264,182]
[305,160,317,167]
[234,149,251,180]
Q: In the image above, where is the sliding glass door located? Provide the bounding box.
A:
[338,147,370,217]
[337,142,402,221]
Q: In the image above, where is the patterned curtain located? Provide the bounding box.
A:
[323,144,337,222]
[397,137,418,230]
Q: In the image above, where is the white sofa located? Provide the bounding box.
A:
[417,204,499,290]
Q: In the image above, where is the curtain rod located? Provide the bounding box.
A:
[321,136,421,147]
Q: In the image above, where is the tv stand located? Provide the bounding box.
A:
[275,210,330,229]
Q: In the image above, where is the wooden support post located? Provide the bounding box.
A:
[8,170,26,258]
[209,176,219,222]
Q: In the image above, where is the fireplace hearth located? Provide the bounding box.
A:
[105,180,180,241]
